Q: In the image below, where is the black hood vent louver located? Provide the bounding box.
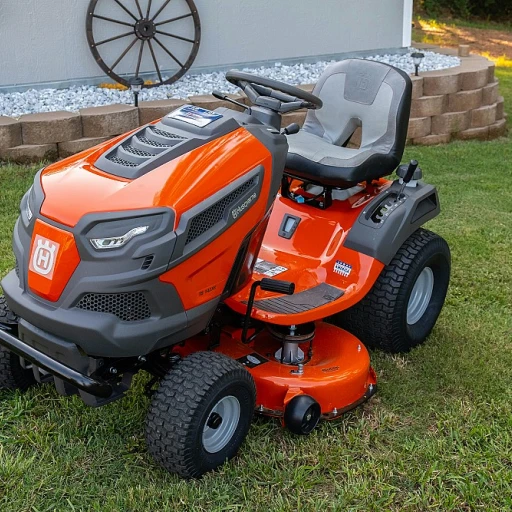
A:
[103,124,188,173]
[149,127,186,140]
[93,111,240,180]
[107,155,139,167]
[123,145,153,158]
[136,136,170,148]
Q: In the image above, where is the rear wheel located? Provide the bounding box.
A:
[146,351,256,478]
[334,229,451,353]
[0,296,36,391]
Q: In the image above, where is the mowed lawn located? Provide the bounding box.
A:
[0,69,511,511]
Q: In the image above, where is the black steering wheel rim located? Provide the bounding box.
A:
[226,70,323,110]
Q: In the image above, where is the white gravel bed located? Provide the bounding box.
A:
[0,49,460,118]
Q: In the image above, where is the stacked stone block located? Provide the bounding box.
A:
[409,52,506,145]
[0,51,507,163]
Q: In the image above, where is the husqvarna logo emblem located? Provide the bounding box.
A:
[357,73,370,91]
[232,193,257,220]
[29,235,60,278]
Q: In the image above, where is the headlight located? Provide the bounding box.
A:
[89,225,149,250]
[24,186,34,222]
[26,194,33,221]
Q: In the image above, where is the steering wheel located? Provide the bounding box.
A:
[226,71,323,114]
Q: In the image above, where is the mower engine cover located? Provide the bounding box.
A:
[3,107,288,358]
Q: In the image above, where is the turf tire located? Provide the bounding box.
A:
[0,295,36,391]
[146,351,256,479]
[334,228,451,353]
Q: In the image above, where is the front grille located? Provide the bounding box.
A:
[76,292,151,322]
[107,155,138,167]
[123,145,153,157]
[185,177,256,245]
[137,135,169,148]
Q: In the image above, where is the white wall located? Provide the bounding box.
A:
[0,0,411,89]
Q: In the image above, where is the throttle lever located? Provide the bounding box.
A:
[396,160,419,202]
[282,123,300,135]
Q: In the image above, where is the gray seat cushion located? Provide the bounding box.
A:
[286,59,412,187]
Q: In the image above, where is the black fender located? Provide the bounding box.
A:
[344,180,440,265]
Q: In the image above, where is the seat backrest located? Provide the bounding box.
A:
[303,59,412,156]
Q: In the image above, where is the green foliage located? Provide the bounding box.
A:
[0,68,510,512]
[421,0,512,21]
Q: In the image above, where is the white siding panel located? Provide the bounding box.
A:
[0,0,407,88]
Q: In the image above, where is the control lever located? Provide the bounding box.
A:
[212,90,250,112]
[282,123,300,135]
[396,160,419,202]
[260,278,295,295]
[241,278,295,343]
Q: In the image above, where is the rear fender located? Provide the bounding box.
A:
[344,180,440,265]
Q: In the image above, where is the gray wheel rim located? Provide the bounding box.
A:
[202,395,240,454]
[407,267,434,325]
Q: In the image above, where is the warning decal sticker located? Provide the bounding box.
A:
[253,258,288,277]
[167,105,223,127]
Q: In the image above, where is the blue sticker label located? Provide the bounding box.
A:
[334,260,352,277]
[167,105,223,127]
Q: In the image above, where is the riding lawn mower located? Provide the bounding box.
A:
[0,59,451,478]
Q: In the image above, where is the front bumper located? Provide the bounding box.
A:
[0,326,112,398]
[3,270,217,358]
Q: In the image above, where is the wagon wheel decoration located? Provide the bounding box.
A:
[86,0,201,88]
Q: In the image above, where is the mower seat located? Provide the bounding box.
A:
[285,59,412,188]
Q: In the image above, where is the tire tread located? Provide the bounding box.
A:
[336,228,450,353]
[0,296,35,391]
[146,351,255,478]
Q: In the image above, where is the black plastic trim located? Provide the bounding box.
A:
[94,115,240,179]
[344,180,440,265]
[222,232,252,299]
[169,166,264,267]
[244,125,288,210]
[252,283,344,314]
[278,214,301,239]
[74,207,176,263]
[2,270,219,358]
[0,328,112,398]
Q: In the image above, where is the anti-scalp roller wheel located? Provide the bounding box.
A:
[284,395,321,435]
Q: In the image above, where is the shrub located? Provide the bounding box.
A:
[420,0,512,21]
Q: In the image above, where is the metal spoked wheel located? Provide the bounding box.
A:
[86,0,201,87]
[407,267,434,325]
[202,395,241,453]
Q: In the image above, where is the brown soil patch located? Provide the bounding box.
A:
[413,19,512,60]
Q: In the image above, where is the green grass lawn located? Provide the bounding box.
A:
[0,71,511,511]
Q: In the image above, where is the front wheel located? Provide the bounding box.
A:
[0,296,36,391]
[334,229,451,353]
[146,351,256,479]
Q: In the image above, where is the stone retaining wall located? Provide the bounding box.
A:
[0,50,506,164]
